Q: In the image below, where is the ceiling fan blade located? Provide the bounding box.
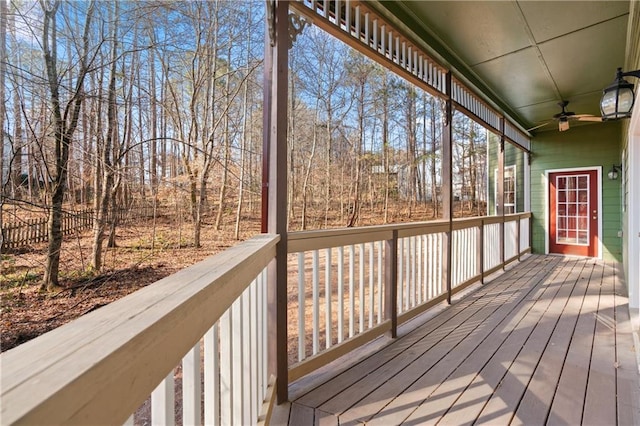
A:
[527,121,551,132]
[574,115,603,122]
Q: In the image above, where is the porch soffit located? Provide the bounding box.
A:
[376,1,630,134]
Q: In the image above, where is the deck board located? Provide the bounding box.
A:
[511,259,594,425]
[546,260,601,425]
[476,257,585,424]
[288,402,314,425]
[431,256,577,426]
[433,257,580,425]
[582,261,618,426]
[296,256,532,410]
[319,256,548,420]
[285,255,640,426]
[363,256,563,426]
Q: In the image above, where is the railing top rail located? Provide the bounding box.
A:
[0,233,279,425]
[505,212,532,220]
[288,220,448,252]
[288,213,532,252]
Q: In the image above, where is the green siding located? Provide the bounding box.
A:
[530,122,623,261]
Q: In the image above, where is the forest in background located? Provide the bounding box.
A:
[1,0,491,290]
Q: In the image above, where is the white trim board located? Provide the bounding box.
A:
[625,98,640,310]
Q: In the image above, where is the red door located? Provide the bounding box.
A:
[549,170,599,257]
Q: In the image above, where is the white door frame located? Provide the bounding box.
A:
[544,166,603,259]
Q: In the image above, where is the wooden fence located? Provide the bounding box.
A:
[1,205,157,251]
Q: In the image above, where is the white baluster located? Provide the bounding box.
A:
[368,242,374,328]
[250,279,258,424]
[325,247,332,349]
[359,243,365,333]
[377,240,383,324]
[298,253,305,361]
[152,373,175,426]
[232,297,244,425]
[312,250,320,354]
[416,234,422,304]
[338,246,344,343]
[219,311,232,425]
[398,237,404,313]
[182,343,201,426]
[204,324,219,426]
[349,245,355,338]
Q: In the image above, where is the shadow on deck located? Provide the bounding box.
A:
[271,255,640,425]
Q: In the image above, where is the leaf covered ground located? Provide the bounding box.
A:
[1,215,260,352]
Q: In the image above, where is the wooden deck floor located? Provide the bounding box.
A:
[270,255,640,425]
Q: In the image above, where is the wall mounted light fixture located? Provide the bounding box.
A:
[601,67,640,120]
[607,164,622,180]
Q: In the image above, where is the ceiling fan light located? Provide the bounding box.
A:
[558,118,570,132]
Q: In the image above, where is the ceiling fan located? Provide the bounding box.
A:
[528,101,603,132]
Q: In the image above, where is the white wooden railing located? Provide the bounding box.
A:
[0,234,279,425]
[288,213,531,381]
[1,213,531,425]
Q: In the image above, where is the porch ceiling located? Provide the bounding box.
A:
[377,1,630,133]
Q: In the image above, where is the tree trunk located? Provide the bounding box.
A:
[405,85,417,217]
[149,33,158,193]
[235,9,252,239]
[9,10,22,200]
[0,0,6,247]
[91,0,118,271]
[42,0,95,291]
[430,98,439,219]
[347,82,365,227]
[288,57,296,226]
[301,105,319,230]
[324,101,332,227]
[382,74,390,223]
[214,28,233,231]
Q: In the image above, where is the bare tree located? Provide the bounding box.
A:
[344,53,374,227]
[0,0,7,243]
[41,0,95,290]
[91,0,119,271]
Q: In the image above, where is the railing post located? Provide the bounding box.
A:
[529,214,533,253]
[516,216,521,260]
[384,230,398,338]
